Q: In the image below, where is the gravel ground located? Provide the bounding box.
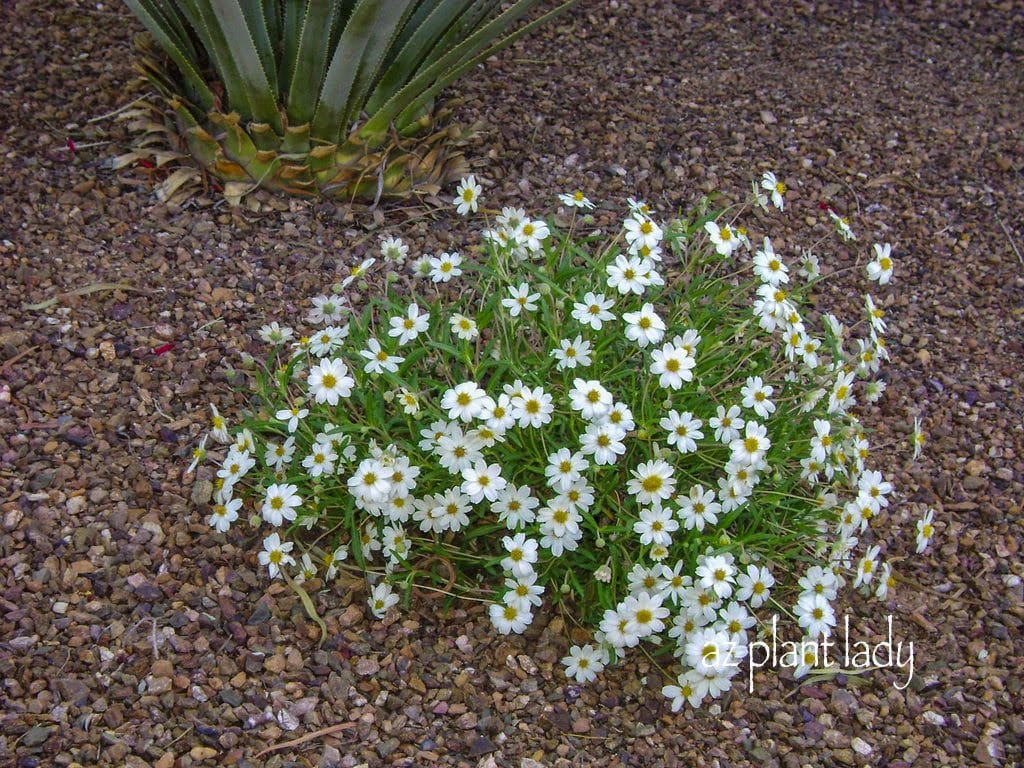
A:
[1,1,1023,766]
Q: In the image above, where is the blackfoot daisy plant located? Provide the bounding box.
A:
[189,169,932,708]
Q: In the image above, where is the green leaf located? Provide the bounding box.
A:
[282,569,328,646]
[362,0,577,140]
[124,0,215,109]
[343,0,422,126]
[205,0,283,131]
[285,0,339,125]
[364,0,476,114]
[239,0,280,101]
[279,0,304,94]
[310,0,418,144]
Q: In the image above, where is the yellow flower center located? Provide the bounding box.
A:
[641,476,663,493]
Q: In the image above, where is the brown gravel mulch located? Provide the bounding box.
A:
[1,1,1023,766]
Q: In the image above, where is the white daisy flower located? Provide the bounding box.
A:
[258,532,295,579]
[388,303,429,345]
[634,506,679,547]
[866,242,894,284]
[650,337,696,390]
[380,235,409,262]
[511,386,554,428]
[453,175,482,216]
[627,459,676,506]
[544,448,588,492]
[579,421,627,465]
[760,170,786,210]
[562,644,605,683]
[741,376,776,419]
[368,582,400,618]
[661,410,703,454]
[501,533,539,578]
[571,291,615,330]
[461,460,507,503]
[735,564,775,608]
[489,601,531,634]
[606,253,649,295]
[207,497,241,533]
[275,406,308,433]
[568,378,613,420]
[359,338,403,375]
[449,312,479,341]
[428,251,463,283]
[916,509,936,553]
[705,221,740,256]
[551,335,592,370]
[709,404,744,444]
[262,482,302,527]
[493,484,539,529]
[622,303,665,348]
[558,190,595,209]
[308,358,355,405]
[440,381,490,422]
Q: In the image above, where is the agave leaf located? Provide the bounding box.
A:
[238,0,280,101]
[262,0,282,56]
[343,0,421,127]
[285,0,339,126]
[363,0,475,115]
[279,0,304,94]
[309,0,417,145]
[205,0,283,132]
[176,0,251,115]
[361,0,577,140]
[143,0,201,61]
[425,0,501,71]
[391,0,577,132]
[124,0,215,109]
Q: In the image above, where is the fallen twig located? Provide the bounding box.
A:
[253,722,358,758]
[0,346,38,375]
[995,214,1023,267]
[23,282,147,311]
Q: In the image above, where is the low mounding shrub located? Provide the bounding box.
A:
[190,172,932,708]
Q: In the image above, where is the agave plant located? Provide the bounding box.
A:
[123,0,574,202]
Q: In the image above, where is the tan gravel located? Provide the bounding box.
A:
[1,1,1022,766]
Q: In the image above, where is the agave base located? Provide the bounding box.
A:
[119,37,476,207]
